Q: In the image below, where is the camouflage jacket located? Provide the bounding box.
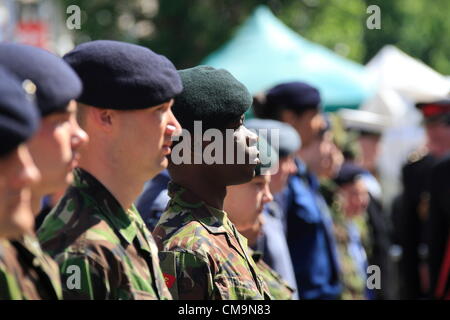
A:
[153,182,272,300]
[37,168,171,300]
[330,202,368,300]
[0,234,62,300]
[250,249,295,300]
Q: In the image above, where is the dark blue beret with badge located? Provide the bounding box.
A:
[63,40,182,110]
[0,42,82,117]
[266,81,321,114]
[172,65,252,132]
[334,162,367,186]
[0,66,39,156]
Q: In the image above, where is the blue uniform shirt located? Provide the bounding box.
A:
[284,159,342,299]
[259,201,299,299]
[135,169,171,231]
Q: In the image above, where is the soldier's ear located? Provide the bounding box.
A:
[90,107,114,132]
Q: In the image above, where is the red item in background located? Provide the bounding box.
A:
[435,232,450,300]
[15,21,49,49]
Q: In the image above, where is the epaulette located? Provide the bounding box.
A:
[407,147,428,164]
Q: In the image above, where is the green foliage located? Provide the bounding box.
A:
[61,0,450,74]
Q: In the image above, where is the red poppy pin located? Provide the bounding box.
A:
[163,273,176,288]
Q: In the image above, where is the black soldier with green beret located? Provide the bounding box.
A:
[153,65,272,300]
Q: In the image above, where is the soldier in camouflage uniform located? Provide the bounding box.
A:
[0,43,89,300]
[224,135,295,300]
[250,249,295,300]
[0,66,48,299]
[331,162,372,300]
[154,66,271,300]
[37,40,182,299]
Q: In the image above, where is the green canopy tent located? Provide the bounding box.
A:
[202,5,374,113]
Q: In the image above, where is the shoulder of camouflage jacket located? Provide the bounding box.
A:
[250,250,294,300]
[0,240,23,299]
[0,237,62,300]
[37,186,170,300]
[37,186,124,259]
[154,208,268,300]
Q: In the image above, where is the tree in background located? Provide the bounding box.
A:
[61,0,450,74]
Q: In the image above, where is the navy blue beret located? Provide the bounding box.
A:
[173,66,252,131]
[266,81,321,113]
[334,162,367,186]
[0,42,82,117]
[245,118,301,158]
[0,66,39,156]
[63,40,182,110]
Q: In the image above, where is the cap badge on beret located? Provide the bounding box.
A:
[22,79,37,95]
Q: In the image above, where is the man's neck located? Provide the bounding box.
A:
[79,160,148,212]
[171,173,226,210]
[30,191,42,216]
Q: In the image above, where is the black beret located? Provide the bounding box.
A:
[0,66,39,157]
[266,81,321,113]
[0,42,82,117]
[173,66,252,131]
[245,118,301,158]
[63,40,182,110]
[334,162,367,186]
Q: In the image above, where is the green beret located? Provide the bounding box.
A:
[173,66,252,131]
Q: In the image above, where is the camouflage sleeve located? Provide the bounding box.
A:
[256,261,294,300]
[56,251,111,300]
[0,262,22,299]
[159,250,214,300]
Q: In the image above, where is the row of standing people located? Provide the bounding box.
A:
[2,38,448,300]
[138,81,390,300]
[0,40,303,299]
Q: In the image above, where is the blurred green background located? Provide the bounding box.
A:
[61,0,450,73]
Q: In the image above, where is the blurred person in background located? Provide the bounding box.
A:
[331,163,372,300]
[245,118,301,299]
[0,41,88,301]
[0,66,54,299]
[397,98,450,299]
[224,135,296,299]
[0,43,88,230]
[429,153,450,299]
[253,81,342,299]
[337,109,392,299]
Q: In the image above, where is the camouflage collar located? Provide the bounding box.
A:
[249,249,264,263]
[73,168,139,244]
[167,182,231,235]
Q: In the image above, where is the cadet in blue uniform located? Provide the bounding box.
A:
[253,82,342,299]
[245,118,301,299]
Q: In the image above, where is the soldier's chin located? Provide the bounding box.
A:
[65,171,75,185]
[1,215,34,239]
[0,224,23,239]
[160,155,169,168]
